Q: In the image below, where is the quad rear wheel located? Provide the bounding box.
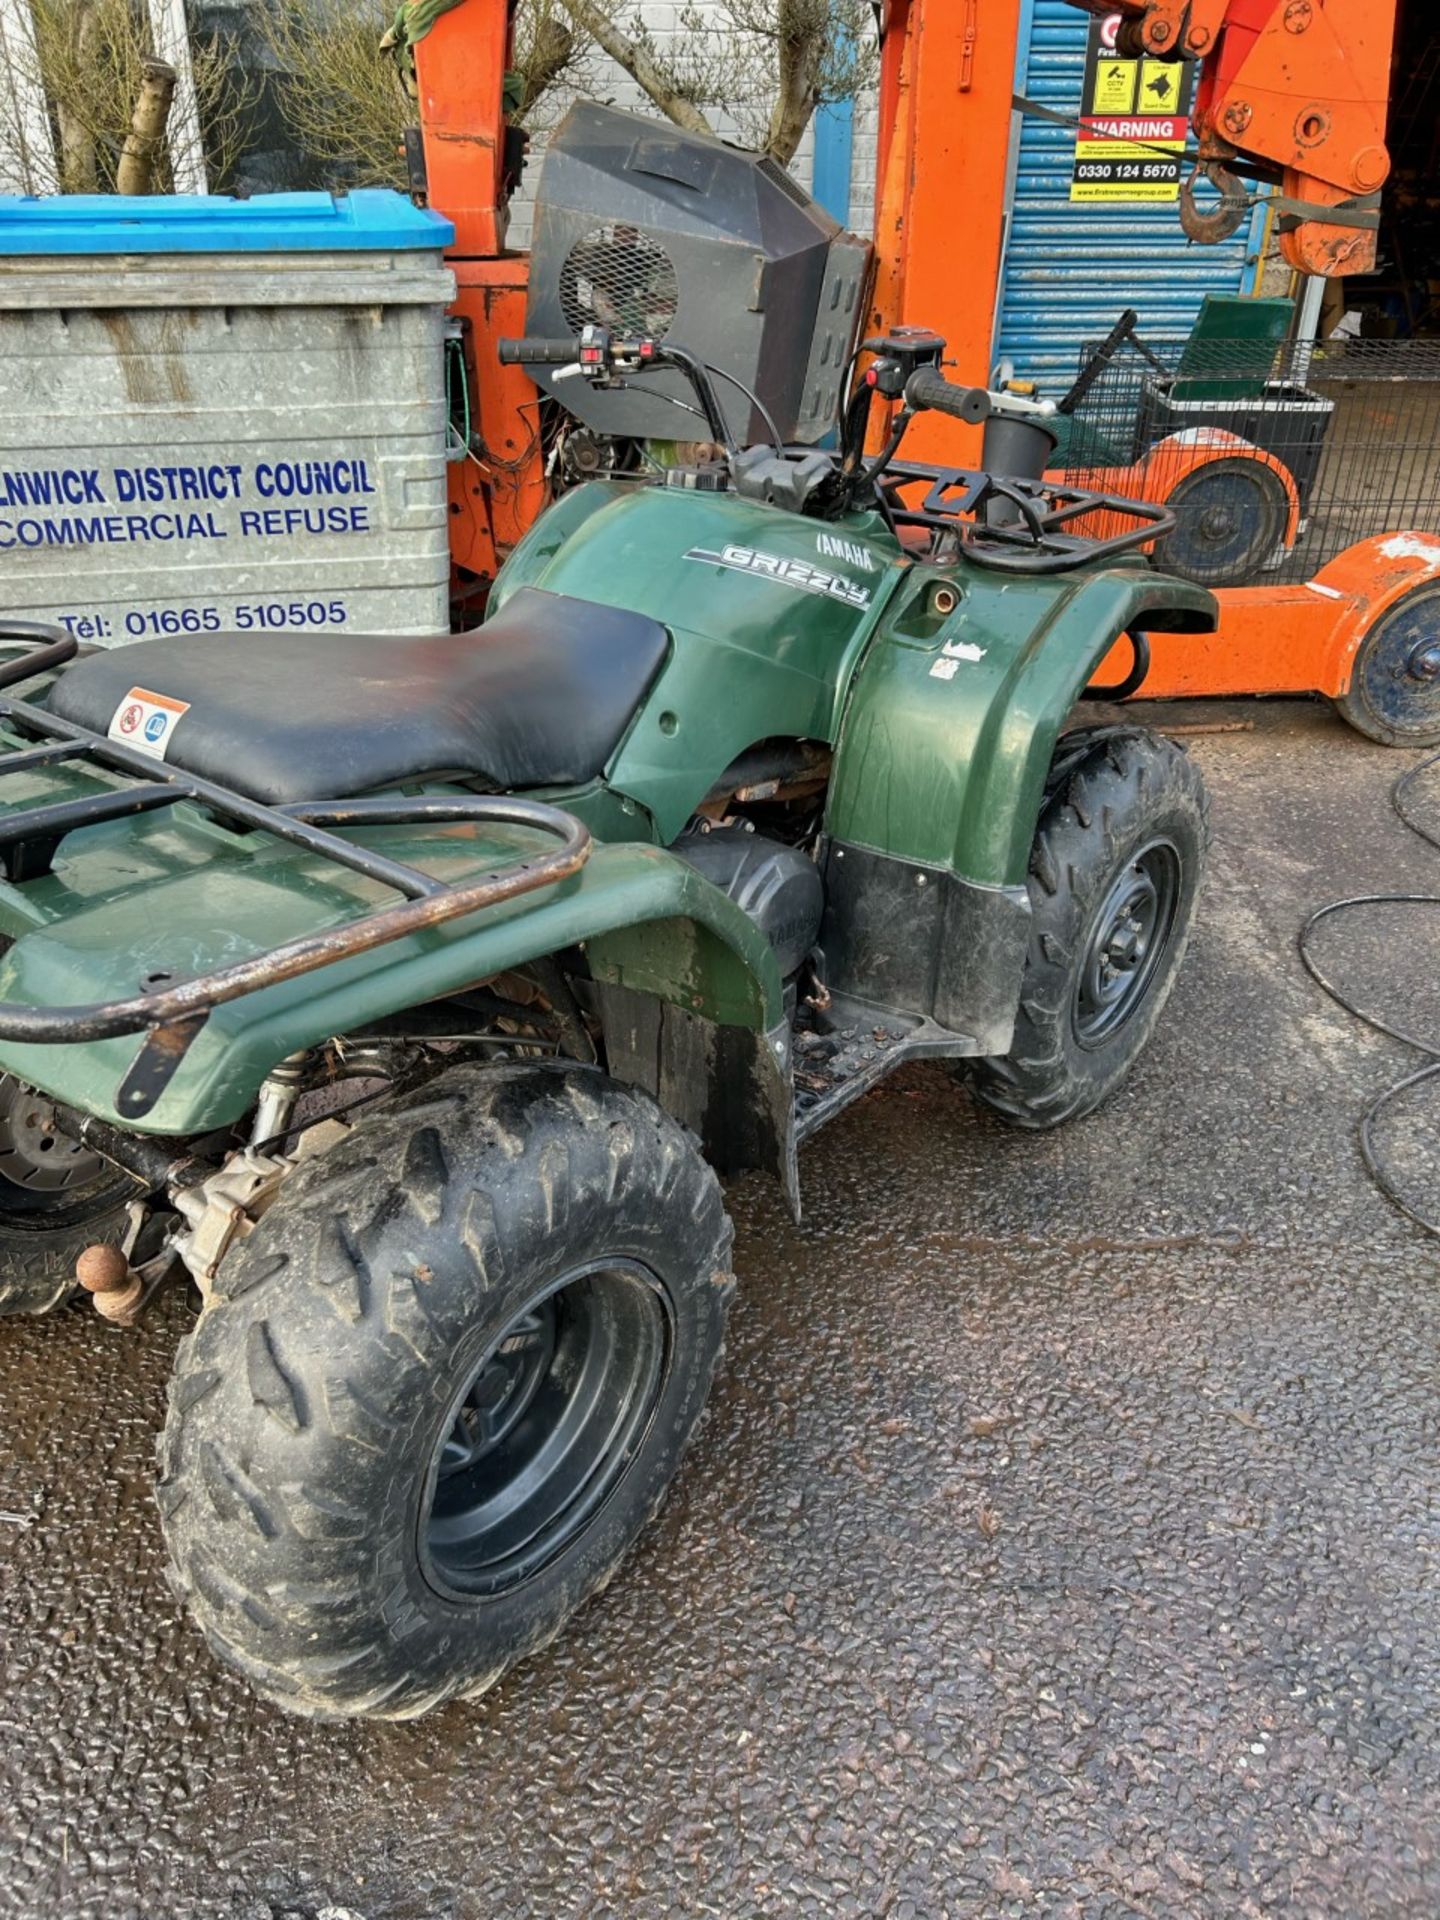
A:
[158,1062,734,1720]
[0,1074,138,1316]
[967,728,1208,1129]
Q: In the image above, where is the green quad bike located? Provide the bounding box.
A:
[0,327,1215,1719]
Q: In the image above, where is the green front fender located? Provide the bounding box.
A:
[827,563,1218,888]
[0,840,786,1137]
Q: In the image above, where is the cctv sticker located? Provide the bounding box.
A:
[108,686,190,762]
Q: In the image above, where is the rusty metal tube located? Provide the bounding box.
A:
[0,800,592,1045]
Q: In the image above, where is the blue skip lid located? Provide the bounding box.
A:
[0,188,455,255]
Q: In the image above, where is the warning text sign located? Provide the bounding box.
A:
[1070,14,1195,204]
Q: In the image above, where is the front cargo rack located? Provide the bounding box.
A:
[0,625,593,1118]
[880,462,1178,574]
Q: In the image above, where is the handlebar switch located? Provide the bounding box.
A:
[609,333,662,375]
[571,326,664,384]
[861,326,948,399]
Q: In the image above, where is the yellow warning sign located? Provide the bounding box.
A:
[1139,59,1183,114]
[1074,129,1187,157]
[1091,58,1138,115]
[1069,18,1197,204]
[1071,125,1188,200]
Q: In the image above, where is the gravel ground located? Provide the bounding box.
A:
[1,699,1437,1920]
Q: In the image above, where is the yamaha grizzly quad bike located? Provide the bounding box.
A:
[0,327,1215,1718]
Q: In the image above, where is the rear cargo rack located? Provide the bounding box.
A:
[0,627,593,1118]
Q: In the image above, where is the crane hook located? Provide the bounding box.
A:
[1178,161,1250,246]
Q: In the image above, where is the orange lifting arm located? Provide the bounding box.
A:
[411,0,546,587]
[1064,0,1396,275]
[413,0,514,260]
[870,0,1026,429]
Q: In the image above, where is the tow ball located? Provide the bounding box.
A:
[76,1236,145,1328]
[75,1197,154,1327]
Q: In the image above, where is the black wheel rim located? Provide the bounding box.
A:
[421,1263,673,1598]
[1354,589,1440,742]
[0,1072,109,1205]
[1159,460,1286,585]
[1073,839,1182,1049]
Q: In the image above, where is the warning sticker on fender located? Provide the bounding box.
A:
[108,686,190,761]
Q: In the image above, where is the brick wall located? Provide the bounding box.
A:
[510,1,879,246]
[849,85,878,234]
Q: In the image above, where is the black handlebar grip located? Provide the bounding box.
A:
[904,369,992,424]
[497,337,579,366]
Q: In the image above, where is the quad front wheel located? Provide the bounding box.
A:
[158,1062,734,1720]
[968,727,1208,1129]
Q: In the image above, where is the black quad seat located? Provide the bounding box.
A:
[44,588,669,808]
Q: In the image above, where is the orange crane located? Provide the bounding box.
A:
[413,0,1430,743]
[1085,0,1394,280]
[872,0,1395,379]
[410,3,549,593]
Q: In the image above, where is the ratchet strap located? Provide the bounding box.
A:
[1272,192,1381,233]
[1011,91,1194,166]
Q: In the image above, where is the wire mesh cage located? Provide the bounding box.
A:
[1054,318,1440,588]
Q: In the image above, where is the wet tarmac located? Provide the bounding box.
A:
[2,700,1438,1919]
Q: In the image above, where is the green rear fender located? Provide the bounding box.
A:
[827,563,1218,888]
[0,841,788,1144]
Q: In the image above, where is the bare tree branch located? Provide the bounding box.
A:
[561,0,876,164]
[1,0,253,195]
[765,0,823,163]
[556,0,717,137]
[115,56,175,193]
[54,0,99,189]
[512,0,597,128]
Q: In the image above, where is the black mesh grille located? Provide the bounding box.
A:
[558,225,681,341]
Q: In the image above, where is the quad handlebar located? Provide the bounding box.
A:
[497,338,588,367]
[902,368,992,424]
[498,329,1001,435]
[497,326,1167,573]
[500,327,738,453]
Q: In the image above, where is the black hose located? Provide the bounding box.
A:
[1082,631,1151,702]
[1299,748,1440,1239]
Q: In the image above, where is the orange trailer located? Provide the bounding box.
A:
[1100,532,1440,743]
